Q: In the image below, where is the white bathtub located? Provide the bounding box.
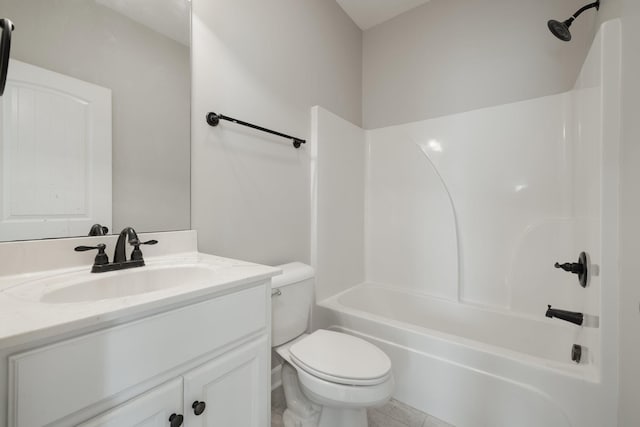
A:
[314,284,610,427]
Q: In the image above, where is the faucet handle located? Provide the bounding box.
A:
[130,240,158,261]
[74,244,109,266]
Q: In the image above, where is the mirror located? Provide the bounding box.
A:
[0,0,191,242]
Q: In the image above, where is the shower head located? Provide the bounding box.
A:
[548,18,574,41]
[548,0,599,42]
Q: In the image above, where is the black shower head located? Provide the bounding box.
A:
[548,0,600,42]
[547,18,574,42]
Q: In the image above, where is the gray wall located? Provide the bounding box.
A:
[191,0,362,265]
[362,0,599,128]
[2,0,191,233]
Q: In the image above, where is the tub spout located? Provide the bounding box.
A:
[546,305,583,326]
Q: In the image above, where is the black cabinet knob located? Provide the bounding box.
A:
[168,413,183,427]
[192,400,206,416]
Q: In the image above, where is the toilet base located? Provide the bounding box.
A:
[317,407,367,427]
[281,363,368,427]
[282,363,321,427]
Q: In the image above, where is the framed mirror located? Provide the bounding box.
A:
[0,0,191,242]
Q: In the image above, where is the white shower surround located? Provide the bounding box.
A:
[311,19,620,427]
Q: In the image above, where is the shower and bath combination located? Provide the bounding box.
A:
[548,0,600,41]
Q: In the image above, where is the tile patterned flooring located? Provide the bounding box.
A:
[271,387,455,427]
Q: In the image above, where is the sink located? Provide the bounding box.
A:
[7,263,221,304]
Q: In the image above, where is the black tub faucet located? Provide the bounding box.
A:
[546,305,584,326]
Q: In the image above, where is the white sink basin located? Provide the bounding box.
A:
[7,263,221,304]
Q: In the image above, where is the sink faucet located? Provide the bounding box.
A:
[88,223,109,236]
[114,227,140,263]
[113,227,158,266]
[75,227,158,273]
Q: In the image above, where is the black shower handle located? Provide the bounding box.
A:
[0,18,15,96]
[554,252,589,288]
[554,262,584,275]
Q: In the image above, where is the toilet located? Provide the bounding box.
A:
[272,262,394,427]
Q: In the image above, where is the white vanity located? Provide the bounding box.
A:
[0,231,279,427]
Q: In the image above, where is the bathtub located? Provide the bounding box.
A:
[314,284,611,427]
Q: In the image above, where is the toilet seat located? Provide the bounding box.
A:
[288,330,392,386]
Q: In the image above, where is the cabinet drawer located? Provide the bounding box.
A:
[8,284,267,427]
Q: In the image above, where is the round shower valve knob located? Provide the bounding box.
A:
[554,251,589,288]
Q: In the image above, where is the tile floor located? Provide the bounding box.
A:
[271,387,455,427]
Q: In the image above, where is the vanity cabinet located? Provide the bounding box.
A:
[6,282,271,427]
[78,337,268,427]
[183,337,268,427]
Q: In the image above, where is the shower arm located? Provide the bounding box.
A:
[570,1,600,21]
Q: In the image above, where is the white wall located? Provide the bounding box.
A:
[311,107,365,301]
[191,0,362,265]
[362,0,599,129]
[365,124,458,301]
[591,2,640,425]
[598,1,640,425]
[366,94,577,309]
[618,11,640,425]
[2,0,191,233]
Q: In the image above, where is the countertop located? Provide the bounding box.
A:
[0,231,280,349]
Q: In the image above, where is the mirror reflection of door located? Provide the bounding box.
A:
[0,60,111,241]
[0,0,191,242]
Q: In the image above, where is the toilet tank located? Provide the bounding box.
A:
[271,262,315,347]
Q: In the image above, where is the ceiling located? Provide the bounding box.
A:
[96,0,190,46]
[335,0,431,30]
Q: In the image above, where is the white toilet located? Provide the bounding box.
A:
[272,262,394,427]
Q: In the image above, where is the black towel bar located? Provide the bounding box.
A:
[206,112,306,149]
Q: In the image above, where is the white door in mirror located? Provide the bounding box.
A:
[0,59,112,241]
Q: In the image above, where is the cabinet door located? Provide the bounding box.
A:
[184,336,269,427]
[78,378,183,427]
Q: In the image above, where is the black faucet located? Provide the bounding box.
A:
[112,227,158,267]
[114,227,141,263]
[75,227,157,273]
[88,223,109,236]
[74,243,110,273]
[545,305,584,326]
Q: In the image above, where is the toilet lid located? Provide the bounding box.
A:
[289,330,392,386]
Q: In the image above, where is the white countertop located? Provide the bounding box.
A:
[0,231,281,349]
